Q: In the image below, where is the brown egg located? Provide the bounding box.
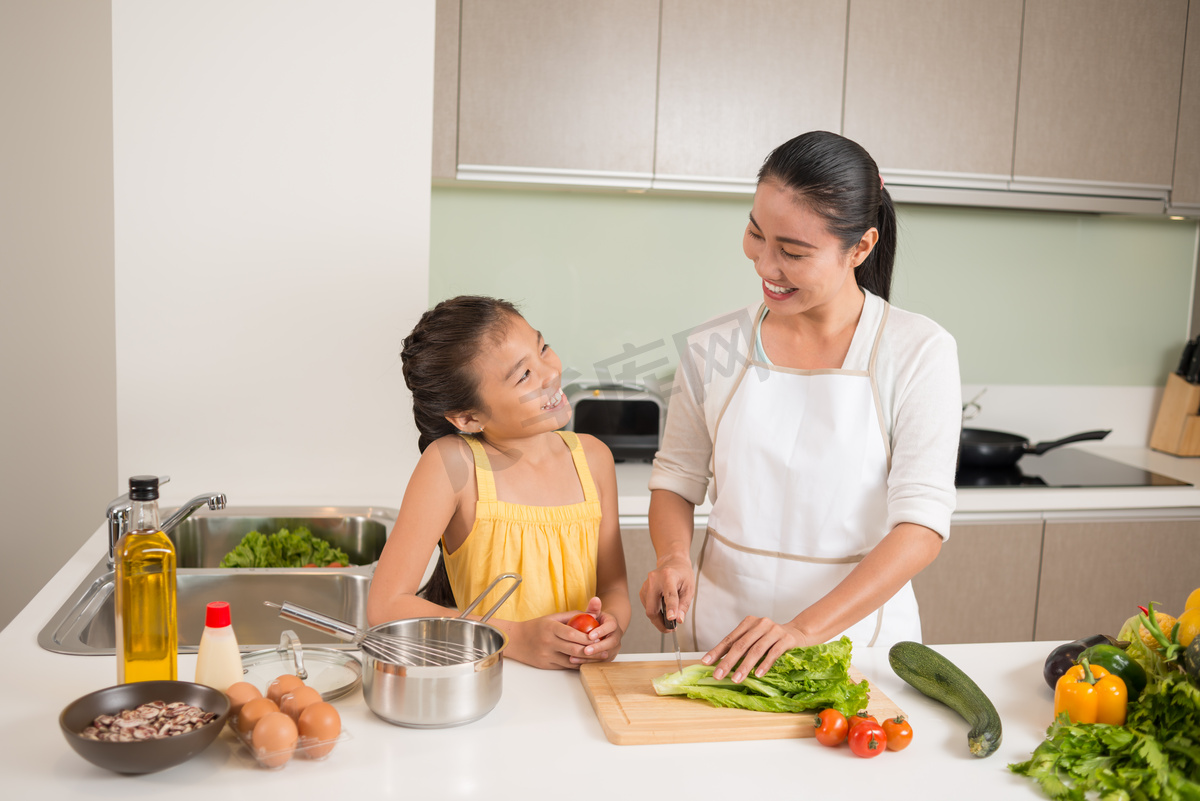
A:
[266,674,305,705]
[279,685,323,722]
[236,696,280,739]
[225,681,263,719]
[297,702,341,759]
[251,712,298,769]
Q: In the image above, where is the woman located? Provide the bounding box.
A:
[641,131,961,683]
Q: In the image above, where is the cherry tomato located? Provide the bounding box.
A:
[304,563,317,568]
[881,716,913,751]
[847,711,878,731]
[847,721,887,758]
[568,613,600,634]
[327,562,343,568]
[813,709,848,747]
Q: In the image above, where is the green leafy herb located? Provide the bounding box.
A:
[652,636,870,718]
[1009,673,1200,800]
[218,527,352,568]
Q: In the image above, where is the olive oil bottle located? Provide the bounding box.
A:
[115,475,177,683]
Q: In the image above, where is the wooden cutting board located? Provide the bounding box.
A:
[579,660,903,745]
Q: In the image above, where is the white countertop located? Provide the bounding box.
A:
[5,523,1071,797]
[616,445,1200,519]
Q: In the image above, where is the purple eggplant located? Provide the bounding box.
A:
[1042,634,1121,689]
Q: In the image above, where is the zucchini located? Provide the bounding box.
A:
[888,641,1003,758]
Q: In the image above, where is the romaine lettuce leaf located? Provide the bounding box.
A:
[651,636,870,718]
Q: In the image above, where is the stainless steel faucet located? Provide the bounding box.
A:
[105,475,228,565]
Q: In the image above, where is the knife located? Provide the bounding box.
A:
[659,598,682,674]
[1179,338,1198,376]
[1187,341,1200,384]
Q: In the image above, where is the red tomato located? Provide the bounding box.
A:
[304,563,317,568]
[847,711,878,731]
[327,562,343,568]
[881,716,913,751]
[848,721,887,758]
[568,613,600,634]
[813,709,848,747]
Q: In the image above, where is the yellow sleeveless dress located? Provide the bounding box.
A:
[444,430,602,622]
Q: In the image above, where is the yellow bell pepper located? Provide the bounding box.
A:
[1053,659,1127,725]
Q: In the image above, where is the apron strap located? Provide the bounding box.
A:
[868,301,892,470]
[706,526,868,563]
[708,305,765,499]
[694,528,887,649]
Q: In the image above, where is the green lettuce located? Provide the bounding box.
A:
[652,636,870,718]
[218,527,352,568]
[1009,673,1200,800]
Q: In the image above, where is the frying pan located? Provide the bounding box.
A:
[959,428,1111,469]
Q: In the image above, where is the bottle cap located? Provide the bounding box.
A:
[205,602,232,628]
[128,475,160,501]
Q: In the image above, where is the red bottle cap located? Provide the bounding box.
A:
[205,601,231,628]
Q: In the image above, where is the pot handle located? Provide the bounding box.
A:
[1029,429,1112,455]
[459,573,522,624]
[267,600,363,644]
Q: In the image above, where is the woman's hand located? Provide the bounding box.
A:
[702,616,812,682]
[640,552,695,633]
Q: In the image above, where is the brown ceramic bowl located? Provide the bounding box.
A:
[60,681,230,774]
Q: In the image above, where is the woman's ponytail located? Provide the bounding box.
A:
[856,185,895,301]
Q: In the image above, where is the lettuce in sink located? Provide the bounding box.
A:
[218,527,352,568]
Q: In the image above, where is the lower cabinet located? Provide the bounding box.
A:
[912,520,1044,645]
[1033,515,1200,641]
[618,524,705,654]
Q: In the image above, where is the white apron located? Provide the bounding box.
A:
[691,302,922,652]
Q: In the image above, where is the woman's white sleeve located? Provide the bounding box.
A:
[648,348,714,507]
[886,328,962,540]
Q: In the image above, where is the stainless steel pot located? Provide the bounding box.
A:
[362,573,521,728]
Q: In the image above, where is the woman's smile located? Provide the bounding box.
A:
[762,278,798,300]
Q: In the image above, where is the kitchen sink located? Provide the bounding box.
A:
[38,506,397,655]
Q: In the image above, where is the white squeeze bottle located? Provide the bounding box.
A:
[194,602,243,692]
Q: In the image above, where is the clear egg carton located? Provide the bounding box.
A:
[228,712,351,770]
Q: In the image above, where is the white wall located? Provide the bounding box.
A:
[112,1,434,507]
[0,1,434,633]
[0,1,118,631]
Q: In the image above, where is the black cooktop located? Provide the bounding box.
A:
[955,449,1191,488]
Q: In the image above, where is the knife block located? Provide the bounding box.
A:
[1150,373,1200,456]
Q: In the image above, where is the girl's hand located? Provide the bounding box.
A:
[639,553,694,633]
[508,599,611,670]
[702,616,810,682]
[568,597,623,665]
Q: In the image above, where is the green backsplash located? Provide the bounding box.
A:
[430,186,1199,387]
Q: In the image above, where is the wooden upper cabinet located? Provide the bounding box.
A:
[1013,0,1189,188]
[455,0,660,176]
[431,0,460,180]
[1172,6,1200,208]
[654,0,847,182]
[842,0,1023,178]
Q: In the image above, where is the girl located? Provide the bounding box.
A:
[367,295,630,669]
